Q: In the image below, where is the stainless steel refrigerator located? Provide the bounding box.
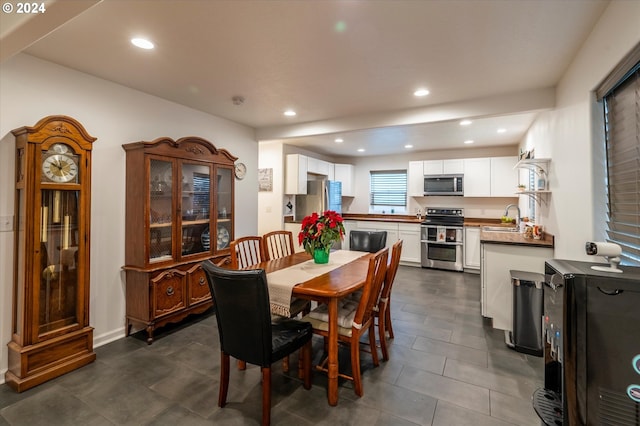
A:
[294,180,342,221]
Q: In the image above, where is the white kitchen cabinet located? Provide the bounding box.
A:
[284,223,305,253]
[398,223,421,265]
[490,156,518,197]
[334,164,355,197]
[342,220,357,250]
[423,159,464,175]
[463,157,491,196]
[285,154,308,194]
[481,242,553,330]
[408,161,424,197]
[423,160,443,175]
[307,158,334,179]
[463,227,481,271]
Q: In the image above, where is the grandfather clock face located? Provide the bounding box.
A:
[38,143,82,334]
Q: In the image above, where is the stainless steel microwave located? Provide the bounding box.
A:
[424,174,464,196]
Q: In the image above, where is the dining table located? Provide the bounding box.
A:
[249,250,373,406]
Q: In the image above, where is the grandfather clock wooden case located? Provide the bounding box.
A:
[122,137,236,343]
[6,116,97,392]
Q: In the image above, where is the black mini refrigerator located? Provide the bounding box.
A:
[534,259,640,425]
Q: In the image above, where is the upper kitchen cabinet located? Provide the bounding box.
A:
[285,154,308,194]
[490,156,518,197]
[464,156,517,197]
[424,159,464,175]
[408,161,424,196]
[463,158,491,196]
[334,163,355,197]
[307,157,334,180]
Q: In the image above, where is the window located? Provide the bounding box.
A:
[600,56,640,266]
[370,170,407,213]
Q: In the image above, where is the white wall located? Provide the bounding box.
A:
[0,54,258,379]
[258,140,288,235]
[519,1,640,261]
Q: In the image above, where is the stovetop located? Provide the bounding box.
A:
[422,208,464,226]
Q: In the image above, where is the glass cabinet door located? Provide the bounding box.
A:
[215,166,233,252]
[180,162,211,257]
[149,159,173,262]
[39,189,79,335]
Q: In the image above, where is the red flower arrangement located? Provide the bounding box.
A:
[298,210,345,256]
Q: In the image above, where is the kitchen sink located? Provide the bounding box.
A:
[482,226,519,232]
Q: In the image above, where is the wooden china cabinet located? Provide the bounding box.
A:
[6,116,97,392]
[122,136,236,343]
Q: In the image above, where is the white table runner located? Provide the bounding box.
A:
[267,250,368,317]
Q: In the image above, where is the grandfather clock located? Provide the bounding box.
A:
[6,115,97,392]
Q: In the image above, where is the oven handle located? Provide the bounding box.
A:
[422,240,463,246]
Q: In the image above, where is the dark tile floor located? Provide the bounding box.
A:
[0,266,543,425]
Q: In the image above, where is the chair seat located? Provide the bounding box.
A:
[271,319,313,362]
[304,298,361,337]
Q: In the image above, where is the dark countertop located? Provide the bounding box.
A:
[480,229,554,248]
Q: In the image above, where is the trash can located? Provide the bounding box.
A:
[508,270,544,356]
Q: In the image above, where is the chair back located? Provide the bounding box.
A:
[352,248,388,329]
[349,230,387,253]
[380,240,403,302]
[230,236,264,269]
[263,230,295,260]
[202,260,273,367]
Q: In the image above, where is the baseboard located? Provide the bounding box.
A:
[93,327,126,348]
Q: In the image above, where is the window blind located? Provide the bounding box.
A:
[370,170,407,206]
[603,62,640,266]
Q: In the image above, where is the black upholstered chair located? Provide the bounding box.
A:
[202,261,312,426]
[349,230,387,252]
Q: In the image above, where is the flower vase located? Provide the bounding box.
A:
[313,248,330,264]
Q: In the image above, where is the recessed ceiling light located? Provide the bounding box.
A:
[414,89,430,97]
[131,38,154,50]
[357,148,365,152]
[283,110,296,117]
[404,144,413,149]
[460,120,472,126]
[497,128,507,133]
[464,140,474,144]
[334,138,344,143]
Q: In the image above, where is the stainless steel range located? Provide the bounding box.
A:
[420,208,464,271]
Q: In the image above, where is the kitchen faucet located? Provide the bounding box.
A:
[504,204,521,226]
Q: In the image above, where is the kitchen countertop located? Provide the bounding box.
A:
[480,229,554,248]
[286,213,423,224]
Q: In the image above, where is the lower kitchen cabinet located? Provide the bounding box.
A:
[463,227,481,271]
[481,242,553,330]
[398,223,421,264]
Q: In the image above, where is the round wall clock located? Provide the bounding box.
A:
[234,162,246,180]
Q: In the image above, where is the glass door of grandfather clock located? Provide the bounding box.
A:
[39,188,80,335]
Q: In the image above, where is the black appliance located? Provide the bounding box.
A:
[423,174,464,196]
[420,208,464,271]
[535,259,640,426]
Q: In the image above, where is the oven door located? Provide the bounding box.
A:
[421,225,463,271]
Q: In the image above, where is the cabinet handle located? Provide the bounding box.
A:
[166,286,174,296]
[199,277,205,286]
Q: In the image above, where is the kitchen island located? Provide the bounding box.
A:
[480,228,554,332]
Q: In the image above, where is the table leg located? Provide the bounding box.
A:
[327,297,339,406]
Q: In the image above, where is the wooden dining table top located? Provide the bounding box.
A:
[252,251,373,299]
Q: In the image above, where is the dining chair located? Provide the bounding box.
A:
[262,230,295,260]
[230,236,265,269]
[374,239,403,361]
[303,247,388,397]
[349,230,387,252]
[201,260,312,426]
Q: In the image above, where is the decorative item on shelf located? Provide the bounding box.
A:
[298,210,345,264]
[201,227,210,250]
[517,184,527,192]
[216,225,230,249]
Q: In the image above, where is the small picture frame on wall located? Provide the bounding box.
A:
[258,168,273,192]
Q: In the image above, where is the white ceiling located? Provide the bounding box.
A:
[1,0,609,157]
